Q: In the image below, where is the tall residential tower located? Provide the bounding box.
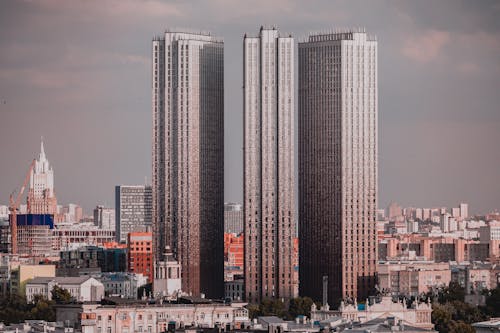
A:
[243,27,296,303]
[152,30,224,298]
[299,30,378,305]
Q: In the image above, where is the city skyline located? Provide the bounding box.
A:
[1,1,499,215]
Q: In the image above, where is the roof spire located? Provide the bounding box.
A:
[40,136,46,160]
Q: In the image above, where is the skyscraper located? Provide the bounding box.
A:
[243,27,296,303]
[27,139,57,215]
[152,30,224,298]
[115,185,152,243]
[299,30,378,305]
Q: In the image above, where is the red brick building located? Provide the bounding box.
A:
[128,232,153,283]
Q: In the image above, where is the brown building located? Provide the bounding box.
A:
[128,232,153,283]
[298,31,378,305]
[151,31,224,298]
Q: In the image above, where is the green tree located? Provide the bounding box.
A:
[288,297,314,319]
[437,282,465,304]
[246,303,261,319]
[30,295,56,321]
[51,285,73,304]
[483,286,500,317]
[259,299,287,318]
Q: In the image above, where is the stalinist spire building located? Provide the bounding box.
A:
[27,139,58,215]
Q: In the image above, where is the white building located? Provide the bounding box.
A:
[27,139,57,214]
[310,296,434,330]
[243,26,296,303]
[97,272,148,299]
[26,276,104,303]
[460,203,469,219]
[93,206,115,230]
[153,247,182,299]
[68,302,250,333]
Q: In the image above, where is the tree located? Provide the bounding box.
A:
[288,297,314,319]
[30,295,56,321]
[51,285,73,304]
[259,299,287,318]
[437,282,465,304]
[483,286,500,317]
[246,303,261,319]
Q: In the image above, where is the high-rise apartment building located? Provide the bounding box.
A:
[224,203,243,234]
[27,140,57,215]
[299,30,378,305]
[152,30,224,298]
[243,27,296,302]
[115,185,153,243]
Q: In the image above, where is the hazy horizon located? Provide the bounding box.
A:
[1,0,499,215]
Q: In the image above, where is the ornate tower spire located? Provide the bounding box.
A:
[40,136,46,161]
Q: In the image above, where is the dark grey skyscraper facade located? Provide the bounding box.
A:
[152,30,224,298]
[299,30,378,305]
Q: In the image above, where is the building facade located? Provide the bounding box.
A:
[243,26,296,302]
[152,30,224,298]
[224,203,243,234]
[299,30,378,304]
[93,206,115,230]
[128,232,153,283]
[25,276,104,303]
[27,140,58,215]
[115,185,153,243]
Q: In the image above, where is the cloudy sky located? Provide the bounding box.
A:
[0,0,499,215]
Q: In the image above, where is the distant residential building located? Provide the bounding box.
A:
[225,277,244,301]
[52,223,115,251]
[224,233,244,270]
[459,203,469,219]
[16,214,55,257]
[388,203,403,220]
[153,246,182,299]
[26,276,104,303]
[224,203,243,234]
[128,232,153,283]
[27,139,58,215]
[94,206,115,230]
[451,207,461,218]
[115,185,152,243]
[57,245,126,277]
[378,261,451,297]
[98,272,148,299]
[10,264,56,295]
[0,219,10,253]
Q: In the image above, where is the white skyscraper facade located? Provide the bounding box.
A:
[299,30,378,304]
[243,27,296,303]
[152,30,224,298]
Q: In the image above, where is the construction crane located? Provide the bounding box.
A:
[9,159,36,255]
